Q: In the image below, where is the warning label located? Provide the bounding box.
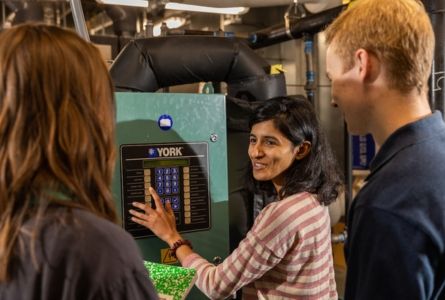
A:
[160,248,178,264]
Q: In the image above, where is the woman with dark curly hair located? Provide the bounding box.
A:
[131,96,342,299]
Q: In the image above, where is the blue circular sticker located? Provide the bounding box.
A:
[158,114,173,131]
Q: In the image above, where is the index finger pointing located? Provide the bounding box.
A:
[149,187,164,212]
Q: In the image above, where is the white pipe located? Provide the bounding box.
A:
[176,0,341,8]
[175,0,294,8]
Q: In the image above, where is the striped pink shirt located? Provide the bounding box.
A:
[183,192,337,299]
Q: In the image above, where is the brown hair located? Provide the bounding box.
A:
[0,24,117,281]
[325,0,434,94]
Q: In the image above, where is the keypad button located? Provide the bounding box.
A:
[172,167,179,174]
[155,168,163,175]
[164,168,171,175]
[172,196,179,204]
[157,187,164,195]
[156,175,163,182]
[164,181,171,188]
[165,187,171,195]
[172,187,179,194]
[156,181,163,188]
[172,174,178,181]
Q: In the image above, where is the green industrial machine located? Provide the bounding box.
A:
[112,92,230,299]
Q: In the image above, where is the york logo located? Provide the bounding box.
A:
[148,148,159,158]
[149,147,183,158]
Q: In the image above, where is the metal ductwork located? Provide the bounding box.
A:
[248,4,346,49]
[423,0,445,117]
[109,36,286,102]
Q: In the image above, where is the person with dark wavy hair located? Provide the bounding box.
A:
[246,96,342,206]
[0,23,157,300]
[130,96,342,299]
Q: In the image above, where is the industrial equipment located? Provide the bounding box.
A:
[112,92,229,299]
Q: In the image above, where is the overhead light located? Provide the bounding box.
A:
[165,3,249,15]
[97,0,149,8]
[153,17,187,36]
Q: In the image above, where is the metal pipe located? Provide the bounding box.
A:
[168,0,294,8]
[303,35,315,103]
[69,0,90,42]
[248,5,345,49]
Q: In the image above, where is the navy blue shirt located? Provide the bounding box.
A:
[345,112,445,300]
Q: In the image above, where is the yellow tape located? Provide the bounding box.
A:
[270,64,285,75]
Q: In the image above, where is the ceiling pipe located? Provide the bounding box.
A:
[103,5,139,37]
[170,0,342,9]
[166,0,293,8]
[248,4,346,49]
[109,36,286,102]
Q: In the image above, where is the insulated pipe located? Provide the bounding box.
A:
[104,5,139,37]
[109,36,286,101]
[248,5,346,49]
[423,0,445,116]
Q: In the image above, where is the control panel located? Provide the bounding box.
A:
[120,142,210,238]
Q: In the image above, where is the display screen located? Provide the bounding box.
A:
[143,159,189,168]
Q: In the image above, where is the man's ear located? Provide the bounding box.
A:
[355,48,379,83]
[295,141,311,160]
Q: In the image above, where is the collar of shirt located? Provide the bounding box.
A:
[366,111,445,181]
